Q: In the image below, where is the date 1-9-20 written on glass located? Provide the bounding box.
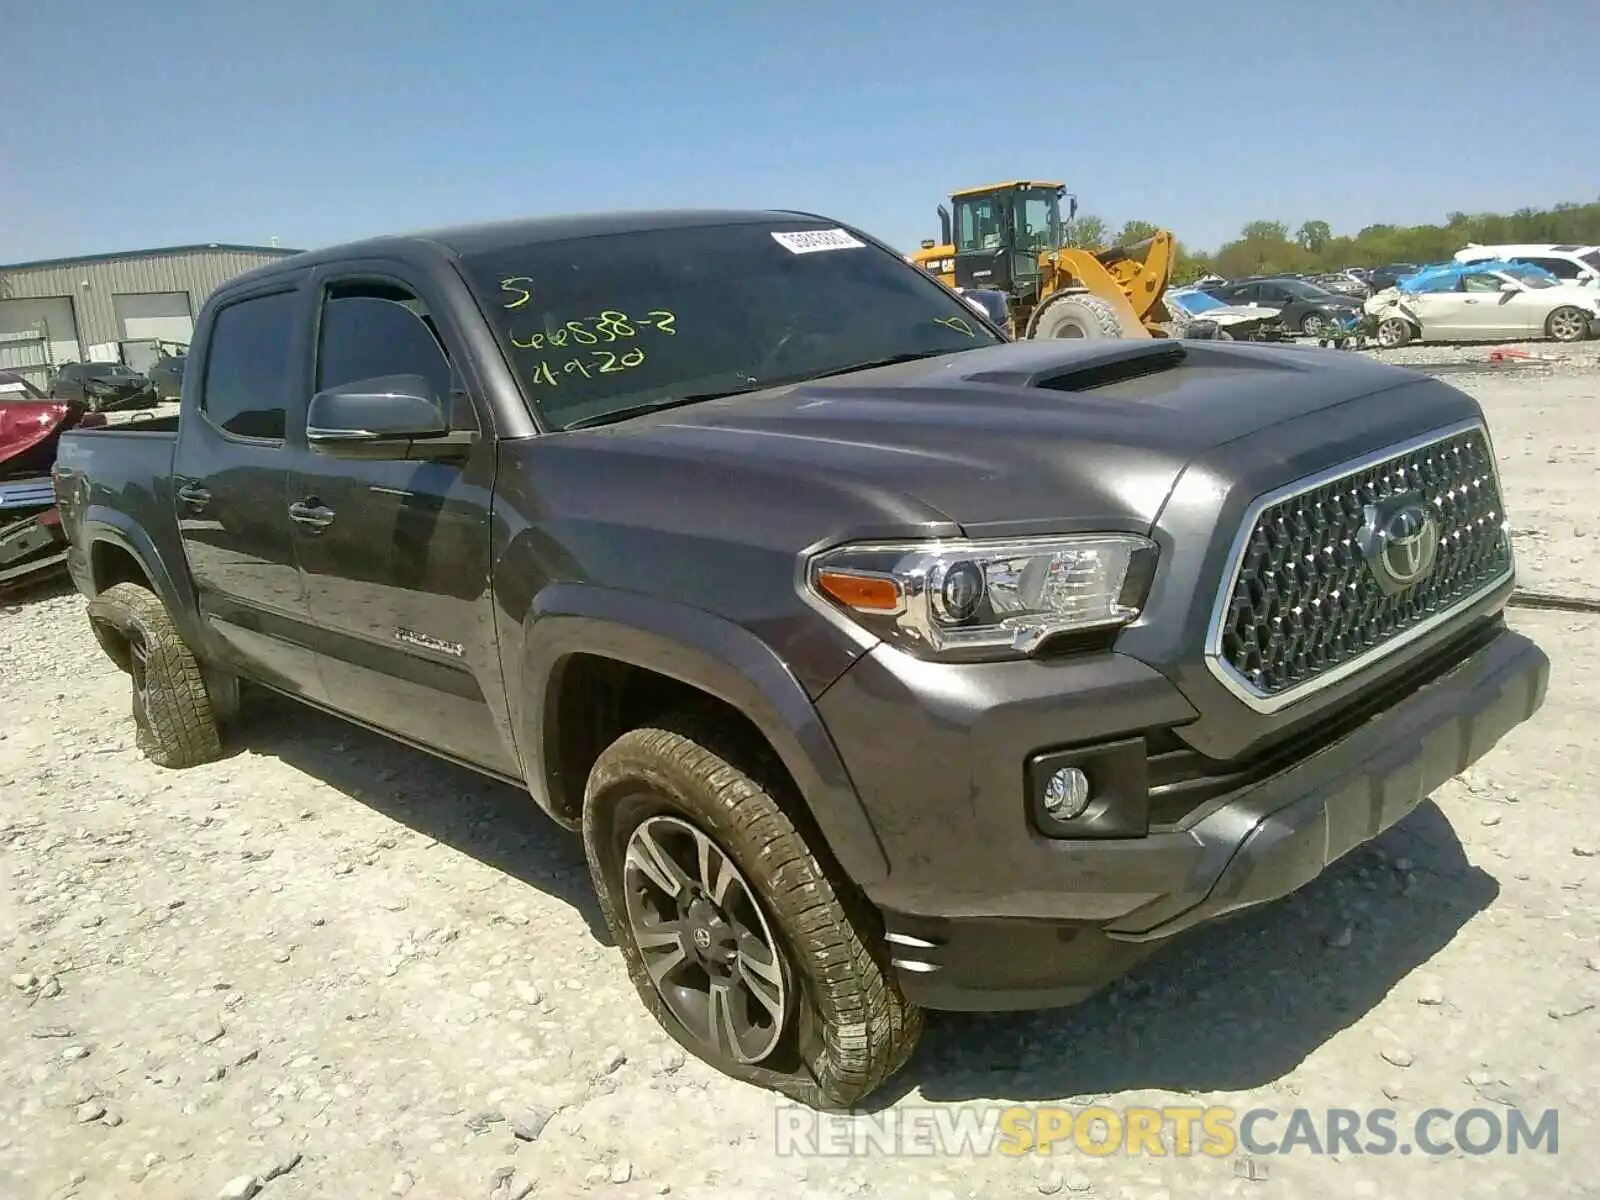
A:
[499,277,675,387]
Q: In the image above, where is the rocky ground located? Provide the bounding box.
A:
[3,348,1598,1199]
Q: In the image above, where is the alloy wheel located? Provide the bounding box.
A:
[1549,308,1588,342]
[621,814,790,1064]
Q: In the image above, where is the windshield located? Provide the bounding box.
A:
[92,364,138,378]
[1171,291,1222,314]
[461,220,1006,430]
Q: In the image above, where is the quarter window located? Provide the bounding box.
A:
[200,290,298,441]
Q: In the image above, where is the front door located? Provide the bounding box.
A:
[173,283,326,699]
[1456,271,1540,339]
[286,270,516,775]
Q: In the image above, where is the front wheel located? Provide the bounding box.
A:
[1547,305,1592,343]
[1377,317,1414,349]
[1300,312,1329,337]
[1027,293,1130,339]
[582,714,922,1109]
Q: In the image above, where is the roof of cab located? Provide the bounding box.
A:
[218,208,831,291]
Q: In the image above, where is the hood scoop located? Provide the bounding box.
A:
[963,339,1188,393]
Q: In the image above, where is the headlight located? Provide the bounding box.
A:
[805,534,1158,659]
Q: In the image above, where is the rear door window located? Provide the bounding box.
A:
[200,291,298,441]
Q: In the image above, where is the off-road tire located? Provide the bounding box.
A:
[1377,317,1413,349]
[1546,305,1591,343]
[1027,292,1129,340]
[85,582,223,768]
[582,712,922,1109]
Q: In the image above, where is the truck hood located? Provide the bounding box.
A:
[565,339,1426,537]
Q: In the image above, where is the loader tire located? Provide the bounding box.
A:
[1028,293,1129,340]
[85,582,223,769]
[582,711,922,1110]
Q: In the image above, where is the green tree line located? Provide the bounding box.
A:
[1062,197,1600,285]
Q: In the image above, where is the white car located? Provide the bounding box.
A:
[1364,263,1600,348]
[1453,243,1600,288]
[1166,287,1285,339]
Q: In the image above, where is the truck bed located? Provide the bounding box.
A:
[53,422,184,595]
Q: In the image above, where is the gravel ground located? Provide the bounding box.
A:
[2,350,1597,1199]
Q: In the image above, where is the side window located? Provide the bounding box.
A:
[314,282,477,432]
[1522,257,1578,280]
[1462,273,1502,293]
[200,291,297,440]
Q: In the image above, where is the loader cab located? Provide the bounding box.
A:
[950,182,1070,300]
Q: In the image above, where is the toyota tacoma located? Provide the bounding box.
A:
[51,209,1549,1108]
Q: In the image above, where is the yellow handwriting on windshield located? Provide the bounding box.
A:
[509,309,677,352]
[933,315,976,337]
[528,347,648,387]
[500,277,534,309]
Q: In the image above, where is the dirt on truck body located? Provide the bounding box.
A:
[51,208,1549,1108]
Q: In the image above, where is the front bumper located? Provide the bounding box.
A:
[817,622,1547,1011]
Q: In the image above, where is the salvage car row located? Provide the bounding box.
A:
[1173,241,1600,348]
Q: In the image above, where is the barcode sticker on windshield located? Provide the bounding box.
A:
[771,228,865,255]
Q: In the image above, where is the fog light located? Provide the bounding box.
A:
[1042,766,1091,820]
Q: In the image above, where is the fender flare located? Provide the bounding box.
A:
[78,509,204,649]
[517,582,890,887]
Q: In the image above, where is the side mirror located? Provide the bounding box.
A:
[306,373,466,460]
[1499,281,1520,294]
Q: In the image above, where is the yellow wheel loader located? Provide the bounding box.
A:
[908,181,1177,340]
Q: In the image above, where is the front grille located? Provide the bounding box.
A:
[1209,421,1512,707]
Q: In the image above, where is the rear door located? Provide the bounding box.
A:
[172,279,327,699]
[286,264,512,774]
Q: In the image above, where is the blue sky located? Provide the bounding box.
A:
[5,0,1596,264]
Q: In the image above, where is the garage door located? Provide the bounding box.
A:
[0,297,80,387]
[113,292,194,343]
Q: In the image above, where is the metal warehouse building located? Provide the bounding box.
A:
[0,243,302,388]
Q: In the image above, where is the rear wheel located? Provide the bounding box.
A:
[85,582,223,768]
[1028,293,1129,340]
[582,713,922,1109]
[1547,306,1591,343]
[1377,317,1413,349]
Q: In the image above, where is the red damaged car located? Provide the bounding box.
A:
[1,370,100,586]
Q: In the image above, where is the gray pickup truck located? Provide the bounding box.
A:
[52,209,1549,1108]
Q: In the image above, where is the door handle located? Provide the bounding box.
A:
[176,482,211,510]
[288,499,336,530]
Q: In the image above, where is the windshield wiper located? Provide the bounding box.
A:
[558,388,771,431]
[804,349,962,380]
[556,350,963,431]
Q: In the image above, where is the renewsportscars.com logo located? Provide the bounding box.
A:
[774,1105,1560,1159]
